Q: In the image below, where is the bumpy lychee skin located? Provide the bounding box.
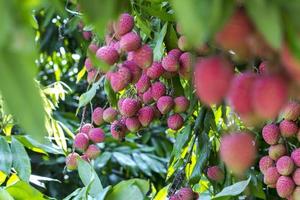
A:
[138,106,154,127]
[259,156,274,174]
[110,67,131,92]
[291,149,300,167]
[120,32,141,52]
[293,168,300,185]
[264,166,280,186]
[178,35,191,51]
[135,74,151,93]
[174,96,190,113]
[88,128,105,143]
[84,58,94,72]
[74,133,89,151]
[220,132,256,175]
[120,98,140,117]
[262,124,280,145]
[292,186,300,200]
[92,107,104,125]
[276,176,295,198]
[85,144,101,160]
[179,52,192,79]
[207,166,225,182]
[281,44,300,86]
[146,61,165,80]
[252,75,288,120]
[122,60,142,83]
[80,123,93,134]
[132,45,153,69]
[170,187,198,200]
[151,82,166,101]
[168,49,182,59]
[280,120,298,138]
[162,53,180,72]
[276,156,295,176]
[269,144,287,161]
[96,45,119,65]
[281,101,300,121]
[118,98,125,111]
[125,117,141,132]
[157,96,174,114]
[142,88,153,104]
[115,13,134,36]
[167,114,184,131]
[194,56,234,105]
[103,107,118,123]
[110,120,127,140]
[215,9,253,59]
[66,152,80,170]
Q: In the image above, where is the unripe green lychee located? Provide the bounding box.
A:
[178,35,192,51]
[292,186,300,200]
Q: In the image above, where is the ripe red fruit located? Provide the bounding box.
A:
[264,166,280,186]
[276,176,295,198]
[215,9,253,59]
[170,188,198,200]
[168,49,182,59]
[262,124,280,145]
[281,101,300,121]
[291,149,300,167]
[258,61,270,75]
[74,133,89,151]
[138,106,154,127]
[269,144,287,161]
[151,82,166,101]
[122,60,142,84]
[110,120,127,140]
[142,88,154,104]
[279,120,298,138]
[125,117,141,132]
[174,96,190,113]
[135,74,151,93]
[66,153,80,170]
[259,156,274,174]
[157,96,174,114]
[220,132,256,175]
[132,45,153,69]
[85,144,101,160]
[276,156,295,176]
[120,32,141,52]
[162,53,180,72]
[115,13,134,36]
[92,107,104,125]
[80,154,90,162]
[103,107,118,123]
[80,123,93,134]
[96,45,119,65]
[167,114,184,131]
[118,98,125,111]
[88,128,105,143]
[292,168,300,185]
[84,58,94,72]
[120,98,140,117]
[207,166,225,182]
[179,52,192,79]
[281,44,300,86]
[194,56,233,105]
[252,75,288,120]
[110,68,131,92]
[82,31,92,40]
[146,61,165,80]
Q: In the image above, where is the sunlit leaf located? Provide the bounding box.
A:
[0,136,12,175]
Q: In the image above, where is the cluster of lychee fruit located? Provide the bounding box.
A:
[258,101,300,199]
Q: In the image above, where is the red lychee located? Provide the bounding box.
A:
[66,152,80,170]
[142,88,154,104]
[281,101,300,121]
[269,144,287,161]
[88,128,105,143]
[279,120,298,138]
[125,117,141,132]
[162,53,180,72]
[110,120,127,140]
[293,168,300,185]
[151,82,166,101]
[118,98,125,111]
[258,61,270,75]
[82,31,92,40]
[132,45,153,69]
[170,187,198,200]
[80,154,90,162]
[276,156,295,176]
[135,74,151,93]
[259,156,274,174]
[174,96,190,113]
[87,70,99,84]
[276,176,295,198]
[115,13,134,36]
[120,98,140,117]
[120,32,141,52]
[74,133,89,151]
[96,45,119,65]
[92,107,104,125]
[146,61,165,80]
[138,106,154,127]
[264,166,280,186]
[220,132,256,175]
[167,114,184,131]
[262,124,280,145]
[157,96,174,114]
[194,56,233,105]
[122,60,142,84]
[168,49,182,59]
[85,144,101,160]
[110,68,131,92]
[179,52,192,79]
[103,107,118,123]
[292,149,300,167]
[207,166,225,183]
[84,58,94,72]
[80,123,93,134]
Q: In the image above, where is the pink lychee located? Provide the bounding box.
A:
[88,128,105,143]
[269,144,287,161]
[174,96,190,113]
[132,45,153,69]
[120,32,141,52]
[66,152,80,170]
[178,35,191,51]
[262,124,280,145]
[96,45,119,65]
[87,70,99,84]
[168,49,182,59]
[80,123,93,134]
[291,149,300,167]
[125,117,141,132]
[276,176,295,198]
[74,133,89,151]
[281,101,300,121]
[142,88,154,104]
[122,60,142,83]
[146,61,165,80]
[115,13,134,36]
[276,156,295,176]
[135,74,151,93]
[259,156,274,174]
[110,120,127,140]
[103,107,118,123]
[85,144,101,160]
[264,166,280,186]
[179,52,192,79]
[84,58,94,72]
[207,166,224,183]
[151,82,166,101]
[279,120,298,138]
[162,53,180,72]
[170,188,198,200]
[157,96,174,114]
[120,98,140,117]
[92,107,104,125]
[88,43,99,54]
[293,168,300,185]
[167,114,184,131]
[138,106,154,127]
[83,31,92,40]
[110,69,131,92]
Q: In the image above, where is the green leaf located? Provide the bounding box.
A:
[95,152,112,168]
[0,136,12,175]
[112,152,137,168]
[96,186,112,200]
[6,180,45,200]
[245,0,282,49]
[78,79,101,108]
[63,188,82,200]
[0,188,14,200]
[76,67,86,84]
[171,76,184,97]
[171,124,192,160]
[213,177,251,199]
[153,23,168,61]
[140,153,166,174]
[132,153,152,176]
[77,158,103,197]
[165,24,178,51]
[141,5,175,22]
[104,79,117,107]
[11,138,31,182]
[153,185,169,200]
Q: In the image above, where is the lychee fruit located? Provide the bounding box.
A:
[151,82,166,101]
[220,132,256,175]
[174,96,190,113]
[110,68,131,92]
[66,152,79,170]
[110,120,127,140]
[157,96,174,114]
[179,52,192,79]
[252,75,288,120]
[276,156,295,176]
[292,186,300,200]
[146,61,165,80]
[82,31,92,40]
[258,61,270,75]
[162,52,180,72]
[114,13,134,36]
[122,60,142,83]
[279,120,298,138]
[120,98,140,117]
[207,166,225,183]
[168,49,182,59]
[80,154,90,162]
[125,117,141,132]
[291,149,300,167]
[293,168,300,185]
[269,144,287,161]
[142,88,154,104]
[263,166,280,186]
[132,45,153,69]
[138,106,154,127]
[259,156,274,174]
[92,107,104,125]
[178,35,191,51]
[167,114,184,131]
[170,187,198,200]
[262,124,280,145]
[103,107,118,123]
[276,176,295,198]
[281,101,300,121]
[120,32,141,52]
[194,56,233,105]
[96,45,119,65]
[88,128,105,143]
[118,98,125,111]
[74,133,89,151]
[84,144,101,160]
[84,58,94,72]
[80,123,93,134]
[135,74,151,93]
